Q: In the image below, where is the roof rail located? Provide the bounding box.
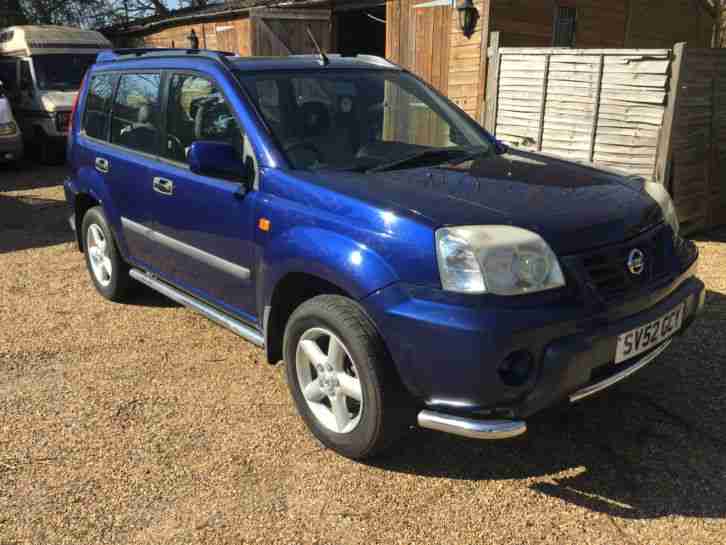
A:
[286,53,400,69]
[96,48,237,65]
[354,55,399,69]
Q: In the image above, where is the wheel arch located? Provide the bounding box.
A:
[264,272,349,365]
[259,226,399,365]
[74,192,101,251]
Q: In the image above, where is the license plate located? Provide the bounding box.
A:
[615,303,684,364]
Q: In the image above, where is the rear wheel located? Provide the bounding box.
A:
[82,206,133,302]
[283,295,410,459]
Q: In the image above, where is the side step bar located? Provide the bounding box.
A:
[129,269,264,347]
[418,410,527,440]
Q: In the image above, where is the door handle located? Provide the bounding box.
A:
[153,177,174,196]
[95,157,109,173]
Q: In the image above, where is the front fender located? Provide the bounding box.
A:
[258,226,398,311]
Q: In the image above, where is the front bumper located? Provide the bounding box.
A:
[0,133,24,162]
[363,256,705,436]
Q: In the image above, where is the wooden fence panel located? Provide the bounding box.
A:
[484,38,726,234]
[668,48,726,234]
[488,44,670,180]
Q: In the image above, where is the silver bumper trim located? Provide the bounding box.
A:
[569,339,672,403]
[417,410,527,440]
[129,269,264,347]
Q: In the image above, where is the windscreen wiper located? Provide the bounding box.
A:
[367,146,490,173]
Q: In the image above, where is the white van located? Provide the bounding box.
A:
[0,26,110,162]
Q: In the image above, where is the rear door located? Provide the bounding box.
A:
[250,8,332,56]
[81,71,163,267]
[148,71,259,321]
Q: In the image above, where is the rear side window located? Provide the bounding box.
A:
[110,73,161,154]
[82,74,115,140]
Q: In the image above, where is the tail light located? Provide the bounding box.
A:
[68,72,87,135]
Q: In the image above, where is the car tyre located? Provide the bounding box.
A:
[82,206,133,302]
[283,295,411,459]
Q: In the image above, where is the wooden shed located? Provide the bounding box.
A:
[102,0,718,124]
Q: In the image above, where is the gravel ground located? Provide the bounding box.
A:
[1,161,726,545]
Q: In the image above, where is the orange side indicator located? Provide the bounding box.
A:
[258,218,271,232]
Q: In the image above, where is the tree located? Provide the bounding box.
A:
[0,0,28,26]
[18,0,113,26]
[11,0,171,27]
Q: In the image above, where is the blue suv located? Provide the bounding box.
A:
[65,49,705,459]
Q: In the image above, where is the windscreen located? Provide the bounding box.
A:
[33,54,97,92]
[236,69,491,172]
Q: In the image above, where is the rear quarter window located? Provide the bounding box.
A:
[82,73,115,141]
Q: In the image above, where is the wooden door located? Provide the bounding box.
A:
[250,8,332,56]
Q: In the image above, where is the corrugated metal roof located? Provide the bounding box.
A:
[0,25,111,54]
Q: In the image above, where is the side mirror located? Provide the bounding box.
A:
[494,139,509,155]
[188,140,254,191]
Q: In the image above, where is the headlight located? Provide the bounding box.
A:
[0,121,17,136]
[644,182,679,236]
[436,226,566,295]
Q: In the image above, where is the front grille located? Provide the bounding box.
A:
[56,111,71,133]
[576,224,673,301]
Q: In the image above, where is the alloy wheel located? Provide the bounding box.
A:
[295,327,363,434]
[86,224,113,287]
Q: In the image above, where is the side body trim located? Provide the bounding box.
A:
[121,217,251,281]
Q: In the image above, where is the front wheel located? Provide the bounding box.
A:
[283,295,410,459]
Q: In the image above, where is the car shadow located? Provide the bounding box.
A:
[371,289,726,520]
[126,285,181,308]
[0,194,74,254]
[0,160,68,192]
[690,226,726,243]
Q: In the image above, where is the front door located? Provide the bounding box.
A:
[149,72,259,322]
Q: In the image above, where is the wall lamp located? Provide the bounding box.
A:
[457,0,479,39]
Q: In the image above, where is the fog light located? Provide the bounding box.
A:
[498,350,534,386]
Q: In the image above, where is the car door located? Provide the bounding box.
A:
[81,71,163,268]
[148,71,259,322]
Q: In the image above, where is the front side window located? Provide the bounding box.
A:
[32,54,97,92]
[237,69,491,172]
[110,73,161,154]
[164,73,242,163]
[82,73,115,141]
